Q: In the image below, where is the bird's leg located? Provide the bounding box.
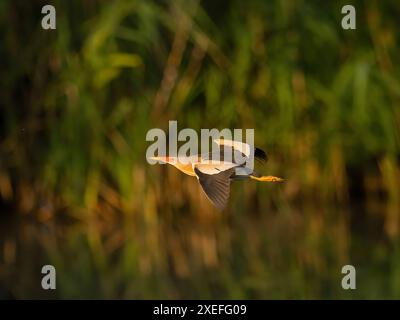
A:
[250,175,284,182]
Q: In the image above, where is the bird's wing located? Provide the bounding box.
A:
[201,147,247,166]
[193,160,238,175]
[214,139,251,158]
[213,139,268,162]
[193,165,235,210]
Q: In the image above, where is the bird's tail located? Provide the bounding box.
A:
[250,173,284,182]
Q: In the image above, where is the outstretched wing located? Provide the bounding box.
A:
[194,165,235,210]
[214,139,251,157]
[213,139,268,163]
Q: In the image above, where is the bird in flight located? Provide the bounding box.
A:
[150,139,283,209]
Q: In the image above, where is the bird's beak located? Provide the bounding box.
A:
[148,156,171,163]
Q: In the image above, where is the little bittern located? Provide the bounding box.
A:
[150,139,283,209]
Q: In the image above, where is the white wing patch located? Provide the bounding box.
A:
[214,139,251,158]
[192,162,238,176]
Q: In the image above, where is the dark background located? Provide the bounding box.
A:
[0,0,399,299]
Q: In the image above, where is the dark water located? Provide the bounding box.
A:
[1,201,399,299]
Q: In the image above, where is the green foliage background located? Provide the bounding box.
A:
[0,0,399,299]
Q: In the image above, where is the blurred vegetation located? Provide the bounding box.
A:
[0,0,400,299]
